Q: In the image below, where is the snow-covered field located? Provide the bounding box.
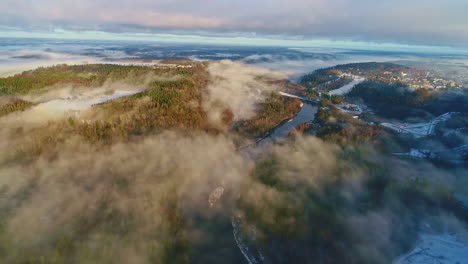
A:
[453,144,468,156]
[329,77,366,95]
[394,149,438,159]
[393,234,468,264]
[382,112,457,138]
[337,104,363,115]
[393,143,467,164]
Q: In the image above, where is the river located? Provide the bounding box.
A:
[265,102,318,142]
[233,100,319,264]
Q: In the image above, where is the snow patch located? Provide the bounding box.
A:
[382,112,458,138]
[329,77,365,95]
[394,149,439,159]
[394,234,468,264]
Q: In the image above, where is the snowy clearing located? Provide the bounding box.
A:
[393,233,468,264]
[381,112,458,138]
[393,149,438,159]
[336,104,363,115]
[329,77,365,95]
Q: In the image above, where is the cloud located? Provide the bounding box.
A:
[236,135,468,263]
[203,60,289,124]
[0,49,98,77]
[0,0,467,46]
[0,131,252,263]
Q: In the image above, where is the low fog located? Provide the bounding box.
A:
[0,49,97,77]
[203,60,289,124]
[0,59,467,263]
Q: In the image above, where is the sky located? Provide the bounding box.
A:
[0,0,467,49]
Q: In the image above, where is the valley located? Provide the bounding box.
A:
[0,60,467,264]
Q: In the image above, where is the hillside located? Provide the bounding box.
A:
[0,62,467,264]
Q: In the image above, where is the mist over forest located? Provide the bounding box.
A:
[0,39,467,264]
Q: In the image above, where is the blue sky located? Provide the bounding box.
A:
[1,0,467,49]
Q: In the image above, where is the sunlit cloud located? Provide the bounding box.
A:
[0,0,467,47]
